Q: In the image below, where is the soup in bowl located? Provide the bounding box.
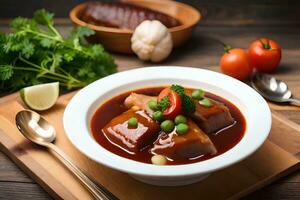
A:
[63,67,271,186]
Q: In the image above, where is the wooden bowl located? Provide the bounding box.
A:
[69,0,201,53]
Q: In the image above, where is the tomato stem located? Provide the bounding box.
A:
[259,39,271,49]
[218,40,232,53]
[223,44,232,53]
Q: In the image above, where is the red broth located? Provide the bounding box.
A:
[91,87,246,165]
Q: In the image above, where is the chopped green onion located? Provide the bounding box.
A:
[192,89,205,100]
[160,120,175,132]
[148,100,159,111]
[128,117,138,127]
[174,115,187,125]
[199,98,212,107]
[176,123,189,135]
[152,111,164,122]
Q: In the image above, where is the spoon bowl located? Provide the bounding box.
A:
[16,110,56,145]
[251,72,300,106]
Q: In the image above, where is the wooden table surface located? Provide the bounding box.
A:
[1,21,300,199]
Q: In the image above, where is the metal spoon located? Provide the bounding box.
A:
[251,72,300,106]
[15,110,117,200]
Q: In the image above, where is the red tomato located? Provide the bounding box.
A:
[248,38,281,73]
[158,87,181,119]
[220,48,253,80]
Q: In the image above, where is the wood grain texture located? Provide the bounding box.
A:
[0,153,32,182]
[0,182,51,200]
[1,18,300,200]
[245,182,300,200]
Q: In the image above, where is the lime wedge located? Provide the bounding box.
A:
[20,82,59,111]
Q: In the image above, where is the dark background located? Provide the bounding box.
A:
[0,0,300,26]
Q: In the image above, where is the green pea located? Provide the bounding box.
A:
[128,117,138,127]
[199,98,212,107]
[148,100,159,111]
[192,89,205,100]
[176,123,189,135]
[160,120,175,132]
[174,115,187,125]
[152,111,164,122]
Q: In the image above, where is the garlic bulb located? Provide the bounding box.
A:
[131,20,173,62]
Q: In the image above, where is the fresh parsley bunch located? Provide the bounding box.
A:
[0,9,117,93]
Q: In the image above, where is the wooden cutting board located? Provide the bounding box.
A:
[0,92,300,200]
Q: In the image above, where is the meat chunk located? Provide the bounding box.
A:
[125,92,234,134]
[152,119,217,159]
[81,2,181,30]
[102,107,160,153]
[124,93,157,114]
[191,98,234,133]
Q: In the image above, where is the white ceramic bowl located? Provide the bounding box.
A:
[63,66,271,186]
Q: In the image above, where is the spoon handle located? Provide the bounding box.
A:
[289,98,300,107]
[46,143,117,200]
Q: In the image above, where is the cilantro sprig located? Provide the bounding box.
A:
[0,9,117,93]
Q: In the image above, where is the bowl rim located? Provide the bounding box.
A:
[69,0,201,34]
[63,66,272,177]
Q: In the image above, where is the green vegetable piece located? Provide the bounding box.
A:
[170,84,185,94]
[199,98,212,107]
[181,94,196,114]
[128,117,138,127]
[176,123,189,135]
[152,111,164,122]
[148,100,159,111]
[192,89,205,100]
[174,115,187,125]
[160,120,175,133]
[170,84,196,114]
[158,96,170,112]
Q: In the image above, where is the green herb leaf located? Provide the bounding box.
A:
[171,84,196,114]
[170,84,185,95]
[0,65,14,80]
[21,39,35,58]
[10,17,36,31]
[40,38,55,48]
[33,9,54,26]
[158,96,170,111]
[69,26,95,40]
[181,94,196,114]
